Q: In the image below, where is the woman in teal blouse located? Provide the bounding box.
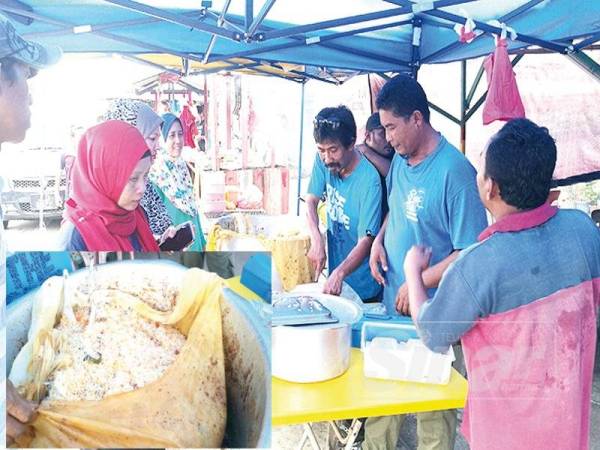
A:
[149,113,206,251]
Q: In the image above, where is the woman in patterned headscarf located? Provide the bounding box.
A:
[150,113,206,251]
[103,98,176,243]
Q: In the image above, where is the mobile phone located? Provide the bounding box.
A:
[159,221,195,251]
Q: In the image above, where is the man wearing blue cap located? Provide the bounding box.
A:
[0,11,61,446]
[0,13,61,146]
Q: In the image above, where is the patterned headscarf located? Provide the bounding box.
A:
[149,114,197,217]
[103,98,173,237]
[104,98,163,142]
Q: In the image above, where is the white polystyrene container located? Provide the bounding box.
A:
[361,322,455,385]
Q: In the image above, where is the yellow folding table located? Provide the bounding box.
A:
[273,348,468,449]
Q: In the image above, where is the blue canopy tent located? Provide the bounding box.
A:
[5,1,600,77]
[3,0,599,213]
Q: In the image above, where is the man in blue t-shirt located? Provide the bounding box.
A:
[357,112,394,218]
[306,105,382,301]
[364,75,488,450]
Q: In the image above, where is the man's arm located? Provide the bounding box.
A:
[404,245,482,352]
[359,144,392,177]
[395,249,460,315]
[403,245,431,319]
[305,194,326,280]
[323,235,374,295]
[369,213,389,285]
[422,250,460,288]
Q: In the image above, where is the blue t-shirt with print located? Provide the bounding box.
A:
[383,135,488,314]
[307,153,382,300]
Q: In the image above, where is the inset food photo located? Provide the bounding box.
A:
[6,251,271,448]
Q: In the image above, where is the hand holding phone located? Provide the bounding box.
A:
[159,221,195,251]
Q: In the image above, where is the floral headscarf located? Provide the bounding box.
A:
[149,114,197,217]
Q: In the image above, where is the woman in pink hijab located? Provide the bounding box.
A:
[62,120,159,251]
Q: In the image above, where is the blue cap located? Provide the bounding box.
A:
[0,13,62,70]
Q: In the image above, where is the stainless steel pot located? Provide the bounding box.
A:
[272,293,362,383]
[6,260,271,449]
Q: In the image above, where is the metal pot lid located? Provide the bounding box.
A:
[273,292,362,328]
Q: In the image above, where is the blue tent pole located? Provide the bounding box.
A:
[420,0,546,63]
[296,81,306,216]
[102,0,242,41]
[460,60,467,153]
[202,0,234,63]
[261,6,411,41]
[411,18,422,78]
[0,4,210,64]
[574,31,600,51]
[247,0,276,37]
[245,0,253,31]
[566,51,600,82]
[122,54,182,76]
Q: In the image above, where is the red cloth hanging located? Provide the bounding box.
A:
[180,104,198,148]
[482,38,526,125]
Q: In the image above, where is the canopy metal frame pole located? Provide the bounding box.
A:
[465,61,486,106]
[566,50,600,82]
[23,16,160,38]
[410,17,422,78]
[102,0,242,41]
[386,0,568,55]
[188,61,263,76]
[423,9,569,54]
[204,10,245,33]
[296,81,306,216]
[208,19,413,67]
[202,0,234,63]
[222,14,414,68]
[460,60,467,153]
[258,7,412,42]
[249,66,304,82]
[419,0,546,63]
[428,101,460,124]
[259,61,340,84]
[423,54,524,154]
[574,31,600,51]
[246,0,276,38]
[385,0,479,9]
[245,0,253,32]
[0,4,210,65]
[122,54,183,76]
[24,9,244,40]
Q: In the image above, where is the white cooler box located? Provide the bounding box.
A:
[361,322,455,385]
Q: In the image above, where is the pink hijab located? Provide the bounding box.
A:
[65,120,159,251]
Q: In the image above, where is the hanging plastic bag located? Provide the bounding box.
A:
[9,268,227,448]
[453,15,481,43]
[482,34,526,125]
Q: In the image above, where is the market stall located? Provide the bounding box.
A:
[4,3,599,448]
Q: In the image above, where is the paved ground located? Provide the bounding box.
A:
[4,219,62,252]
